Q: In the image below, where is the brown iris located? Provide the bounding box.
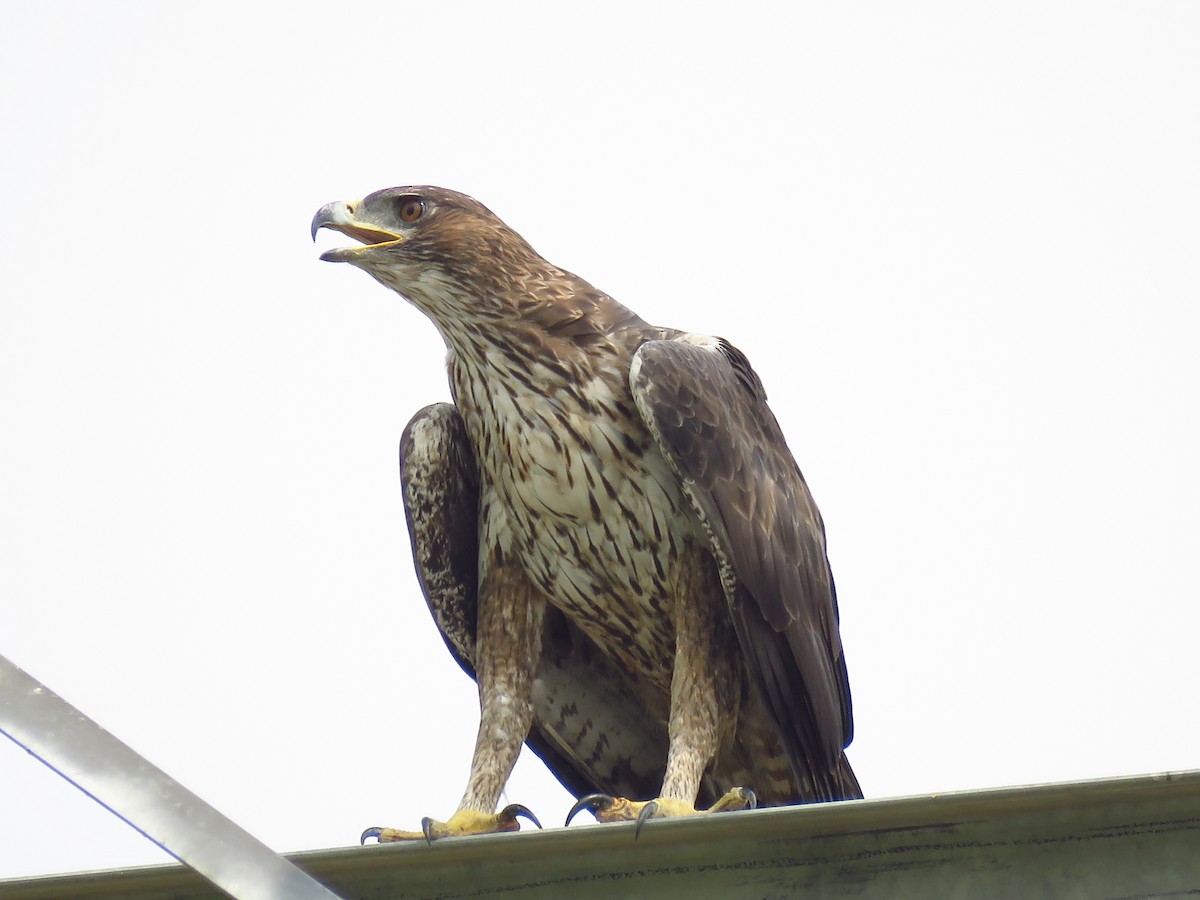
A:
[399,199,425,223]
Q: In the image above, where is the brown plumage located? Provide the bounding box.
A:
[312,186,860,838]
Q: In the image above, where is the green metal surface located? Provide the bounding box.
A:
[4,770,1199,899]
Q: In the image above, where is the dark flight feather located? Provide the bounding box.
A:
[631,339,858,800]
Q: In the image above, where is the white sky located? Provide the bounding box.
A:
[2,0,1198,882]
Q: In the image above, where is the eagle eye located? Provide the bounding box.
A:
[398,198,425,223]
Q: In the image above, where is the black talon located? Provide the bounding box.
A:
[500,803,543,830]
[565,792,613,826]
[634,800,659,840]
[742,788,758,810]
[360,826,383,845]
[420,816,436,845]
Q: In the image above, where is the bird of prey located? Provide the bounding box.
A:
[312,187,861,841]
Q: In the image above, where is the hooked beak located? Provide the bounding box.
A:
[311,200,405,262]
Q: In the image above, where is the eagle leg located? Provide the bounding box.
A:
[361,804,542,844]
[362,563,547,844]
[565,788,756,835]
[565,554,757,833]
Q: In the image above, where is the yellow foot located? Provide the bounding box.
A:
[564,788,756,838]
[361,803,541,844]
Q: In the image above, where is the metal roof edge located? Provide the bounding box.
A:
[4,769,1199,898]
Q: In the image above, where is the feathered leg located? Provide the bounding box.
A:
[365,563,547,842]
[566,552,755,833]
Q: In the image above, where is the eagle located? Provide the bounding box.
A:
[311,187,861,841]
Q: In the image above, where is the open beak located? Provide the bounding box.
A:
[311,200,405,262]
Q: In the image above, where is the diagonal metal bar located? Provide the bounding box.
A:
[0,653,341,900]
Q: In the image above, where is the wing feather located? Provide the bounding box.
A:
[399,403,480,677]
[630,338,859,801]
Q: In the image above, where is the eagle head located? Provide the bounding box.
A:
[311,186,549,323]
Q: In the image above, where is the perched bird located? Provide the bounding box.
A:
[312,187,861,841]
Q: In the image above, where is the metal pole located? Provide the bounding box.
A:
[0,653,342,900]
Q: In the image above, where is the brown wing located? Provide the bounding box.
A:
[399,404,480,679]
[630,338,860,802]
[399,403,668,802]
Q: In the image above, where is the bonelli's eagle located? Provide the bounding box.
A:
[312,187,860,841]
